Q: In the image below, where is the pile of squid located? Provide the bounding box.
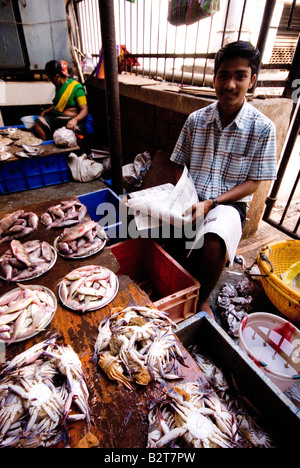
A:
[0,336,91,448]
[94,306,185,390]
[0,239,55,282]
[58,265,118,312]
[0,210,39,244]
[56,220,107,258]
[41,200,87,229]
[0,284,56,345]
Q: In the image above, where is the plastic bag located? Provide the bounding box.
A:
[82,54,94,74]
[168,0,220,26]
[68,153,103,182]
[53,127,77,148]
[122,152,151,192]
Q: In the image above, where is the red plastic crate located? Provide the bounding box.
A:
[110,238,200,323]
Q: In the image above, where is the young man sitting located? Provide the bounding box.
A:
[169,41,277,318]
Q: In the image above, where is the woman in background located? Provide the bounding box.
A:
[35,60,88,141]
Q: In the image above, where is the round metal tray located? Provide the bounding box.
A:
[54,235,106,260]
[0,284,57,343]
[0,244,57,283]
[58,266,119,312]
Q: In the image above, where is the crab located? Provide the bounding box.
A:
[94,306,185,388]
[98,351,133,390]
[7,378,68,434]
[147,382,238,449]
[145,329,184,380]
[0,337,91,448]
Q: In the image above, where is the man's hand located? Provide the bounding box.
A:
[183,200,211,227]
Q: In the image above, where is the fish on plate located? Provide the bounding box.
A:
[0,210,38,244]
[0,239,56,282]
[41,200,88,229]
[0,284,57,344]
[56,220,108,258]
[58,264,118,312]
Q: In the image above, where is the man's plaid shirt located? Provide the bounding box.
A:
[170,100,277,202]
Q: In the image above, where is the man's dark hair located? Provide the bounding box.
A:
[214,41,261,76]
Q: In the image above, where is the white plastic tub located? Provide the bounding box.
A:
[20,115,38,130]
[239,312,300,392]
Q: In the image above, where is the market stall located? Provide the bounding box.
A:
[0,197,300,449]
[0,197,203,448]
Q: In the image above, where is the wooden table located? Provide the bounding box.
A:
[0,198,203,448]
[0,142,80,165]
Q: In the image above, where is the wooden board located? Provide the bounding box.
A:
[0,198,203,448]
[0,142,80,164]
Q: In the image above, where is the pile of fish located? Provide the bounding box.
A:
[0,127,42,147]
[0,239,56,282]
[0,135,13,147]
[0,284,56,344]
[15,145,44,158]
[94,306,185,390]
[56,220,107,258]
[41,200,87,229]
[58,265,118,312]
[0,210,39,244]
[0,135,13,161]
[0,336,91,448]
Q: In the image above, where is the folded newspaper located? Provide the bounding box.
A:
[125,166,242,264]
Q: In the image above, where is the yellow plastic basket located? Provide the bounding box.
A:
[257,240,300,323]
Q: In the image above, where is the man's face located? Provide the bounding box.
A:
[213,57,257,112]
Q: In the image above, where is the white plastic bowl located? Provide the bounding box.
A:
[239,312,300,392]
[20,115,38,130]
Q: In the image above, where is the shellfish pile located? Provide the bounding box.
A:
[147,381,239,448]
[94,306,185,390]
[0,336,91,448]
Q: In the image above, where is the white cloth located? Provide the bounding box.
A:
[190,204,242,265]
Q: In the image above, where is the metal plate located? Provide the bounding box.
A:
[0,284,57,343]
[58,265,119,312]
[0,244,57,283]
[54,235,106,260]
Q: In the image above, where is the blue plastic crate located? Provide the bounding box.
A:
[43,169,69,186]
[78,188,123,242]
[24,159,42,176]
[27,174,44,190]
[0,166,8,195]
[0,154,71,194]
[0,124,71,193]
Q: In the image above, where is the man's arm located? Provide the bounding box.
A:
[170,162,184,183]
[188,179,261,225]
